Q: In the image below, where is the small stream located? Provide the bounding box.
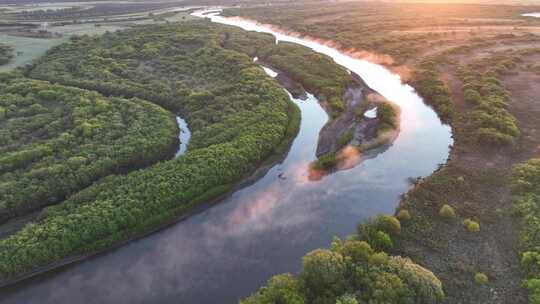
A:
[0,10,452,304]
[175,116,191,157]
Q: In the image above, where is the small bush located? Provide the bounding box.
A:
[338,240,374,262]
[396,209,411,222]
[338,129,354,149]
[464,88,482,105]
[474,272,489,285]
[368,251,389,265]
[439,204,456,219]
[312,152,338,170]
[464,219,480,233]
[372,230,394,251]
[374,214,401,235]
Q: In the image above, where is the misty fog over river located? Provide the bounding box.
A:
[0,10,452,304]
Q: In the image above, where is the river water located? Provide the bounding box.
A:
[0,10,452,304]
[522,12,540,17]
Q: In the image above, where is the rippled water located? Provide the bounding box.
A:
[0,10,452,304]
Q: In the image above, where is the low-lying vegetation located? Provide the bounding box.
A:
[376,101,399,136]
[411,60,453,123]
[242,216,444,304]
[458,54,521,146]
[512,159,540,303]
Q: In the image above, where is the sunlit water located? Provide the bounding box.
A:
[0,10,452,304]
[522,12,540,17]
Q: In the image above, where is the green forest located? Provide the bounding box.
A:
[220,29,354,117]
[0,74,178,222]
[0,20,298,279]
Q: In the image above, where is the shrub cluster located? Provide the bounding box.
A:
[242,237,444,304]
[357,215,401,251]
[474,272,489,285]
[463,219,480,233]
[439,204,456,219]
[411,60,453,123]
[376,101,399,136]
[512,159,540,303]
[458,55,520,146]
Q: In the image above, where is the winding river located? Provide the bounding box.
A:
[0,10,452,304]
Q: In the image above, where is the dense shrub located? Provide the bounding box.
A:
[411,60,453,123]
[512,159,540,303]
[474,272,489,285]
[397,209,411,222]
[357,215,402,251]
[338,129,354,149]
[463,219,480,233]
[439,204,456,219]
[242,238,445,304]
[312,152,339,171]
[377,101,399,135]
[458,62,520,146]
[374,215,401,235]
